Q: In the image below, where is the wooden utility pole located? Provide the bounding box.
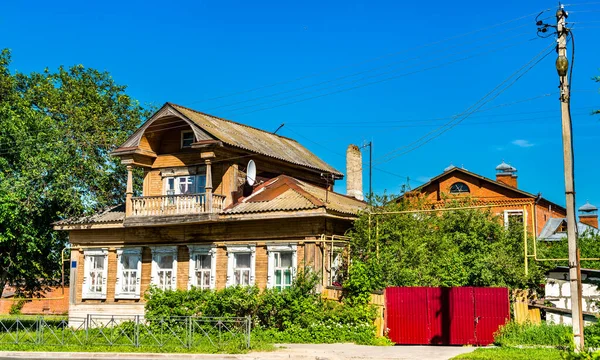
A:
[556,5,584,350]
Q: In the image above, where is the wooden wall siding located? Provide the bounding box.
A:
[152,153,204,169]
[140,247,152,298]
[158,128,190,154]
[139,135,153,152]
[177,245,190,290]
[143,170,163,197]
[215,247,228,290]
[107,250,117,301]
[75,250,83,304]
[69,218,349,247]
[255,246,268,289]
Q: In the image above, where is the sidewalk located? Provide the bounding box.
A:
[0,344,476,360]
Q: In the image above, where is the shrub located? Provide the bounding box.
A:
[9,299,28,315]
[493,322,572,347]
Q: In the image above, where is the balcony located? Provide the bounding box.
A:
[129,193,226,217]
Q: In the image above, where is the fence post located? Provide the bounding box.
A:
[246,315,251,349]
[135,315,140,348]
[15,317,19,344]
[37,316,42,345]
[86,314,90,345]
[187,317,192,349]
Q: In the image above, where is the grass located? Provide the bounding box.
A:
[493,322,572,347]
[0,342,276,354]
[452,347,563,360]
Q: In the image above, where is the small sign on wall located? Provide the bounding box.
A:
[71,261,77,268]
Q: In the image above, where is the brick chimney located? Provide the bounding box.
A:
[346,144,364,201]
[579,202,598,229]
[495,161,518,188]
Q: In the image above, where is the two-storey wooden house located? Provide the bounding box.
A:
[54,103,367,321]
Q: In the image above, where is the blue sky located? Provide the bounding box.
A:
[3,0,600,209]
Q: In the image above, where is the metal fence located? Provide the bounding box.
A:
[0,315,251,350]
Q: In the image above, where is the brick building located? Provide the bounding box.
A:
[398,162,567,236]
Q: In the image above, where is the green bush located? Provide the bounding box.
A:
[144,270,383,345]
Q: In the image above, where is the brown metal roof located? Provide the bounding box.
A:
[224,175,367,216]
[53,204,125,226]
[169,104,342,176]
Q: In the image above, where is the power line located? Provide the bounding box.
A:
[202,27,532,113]
[182,11,543,107]
[374,42,556,165]
[229,39,540,118]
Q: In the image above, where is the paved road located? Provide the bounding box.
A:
[0,344,476,360]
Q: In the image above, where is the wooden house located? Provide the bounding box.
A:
[54,103,367,321]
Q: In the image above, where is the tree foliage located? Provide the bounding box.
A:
[348,196,554,292]
[0,49,150,296]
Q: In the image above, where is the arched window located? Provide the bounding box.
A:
[450,182,470,194]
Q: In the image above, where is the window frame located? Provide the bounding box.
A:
[164,174,207,195]
[226,245,256,287]
[267,244,297,290]
[187,245,216,290]
[181,130,195,149]
[150,246,178,291]
[503,210,524,229]
[329,247,345,287]
[449,182,470,194]
[82,249,108,300]
[115,248,142,300]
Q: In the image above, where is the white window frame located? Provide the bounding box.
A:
[181,130,195,149]
[115,248,142,299]
[503,210,524,229]
[226,245,256,287]
[150,246,178,291]
[267,244,297,290]
[329,247,344,287]
[164,175,207,195]
[187,245,217,290]
[82,249,108,300]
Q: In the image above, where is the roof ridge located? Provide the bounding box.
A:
[167,102,300,143]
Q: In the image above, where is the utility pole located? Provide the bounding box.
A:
[555,4,584,350]
[360,141,373,204]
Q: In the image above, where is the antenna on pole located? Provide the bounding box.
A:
[273,123,285,134]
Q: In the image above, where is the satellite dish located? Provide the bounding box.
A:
[246,160,256,186]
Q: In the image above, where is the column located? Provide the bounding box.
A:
[125,165,133,217]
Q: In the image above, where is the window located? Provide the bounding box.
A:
[449,182,470,194]
[82,249,108,300]
[226,245,256,287]
[188,246,216,290]
[504,210,524,229]
[151,247,177,291]
[181,130,194,148]
[165,175,207,195]
[557,221,568,233]
[267,244,297,290]
[329,248,344,287]
[115,248,142,299]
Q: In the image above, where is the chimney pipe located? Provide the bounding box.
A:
[346,144,364,201]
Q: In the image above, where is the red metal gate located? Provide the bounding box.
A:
[385,287,509,345]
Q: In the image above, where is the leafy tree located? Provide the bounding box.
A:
[348,196,554,292]
[0,49,150,297]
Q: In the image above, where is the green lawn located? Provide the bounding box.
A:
[453,347,563,360]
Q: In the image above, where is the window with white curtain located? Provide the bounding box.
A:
[82,249,108,300]
[226,245,256,287]
[115,248,142,299]
[188,245,216,290]
[151,247,178,291]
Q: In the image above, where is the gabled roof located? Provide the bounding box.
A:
[224,175,367,216]
[115,103,342,176]
[538,218,599,241]
[402,167,565,211]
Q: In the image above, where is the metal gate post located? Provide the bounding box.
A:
[187,317,192,349]
[86,314,90,344]
[246,315,251,349]
[135,315,140,348]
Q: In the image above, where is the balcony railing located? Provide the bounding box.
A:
[130,193,226,217]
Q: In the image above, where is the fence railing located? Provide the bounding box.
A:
[131,193,227,216]
[0,315,251,350]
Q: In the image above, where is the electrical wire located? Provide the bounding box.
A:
[182,11,543,106]
[202,27,532,112]
[374,43,556,165]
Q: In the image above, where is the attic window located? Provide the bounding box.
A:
[558,222,567,233]
[449,182,470,194]
[181,130,194,149]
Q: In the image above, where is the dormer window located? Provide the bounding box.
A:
[449,182,470,194]
[181,130,194,149]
